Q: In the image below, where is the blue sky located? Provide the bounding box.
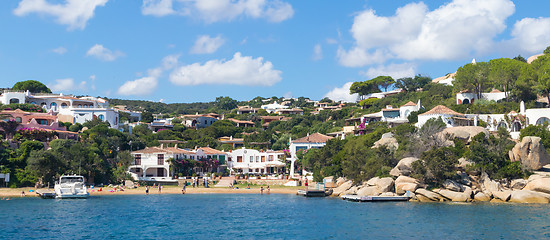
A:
[1,0,549,103]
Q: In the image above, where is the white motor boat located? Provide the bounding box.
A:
[54,175,89,199]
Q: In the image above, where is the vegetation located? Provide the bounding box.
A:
[12,80,51,93]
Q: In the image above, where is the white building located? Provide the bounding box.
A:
[362,88,403,100]
[260,102,289,113]
[416,105,473,128]
[456,89,507,105]
[0,90,121,129]
[227,148,286,175]
[288,133,333,178]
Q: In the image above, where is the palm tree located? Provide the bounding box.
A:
[0,119,20,140]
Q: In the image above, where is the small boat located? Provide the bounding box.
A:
[54,175,89,199]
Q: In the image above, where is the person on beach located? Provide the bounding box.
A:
[182,181,187,194]
[304,178,308,192]
[192,178,195,188]
[266,186,270,194]
[260,187,264,194]
[246,184,250,189]
[158,184,162,193]
[145,186,149,195]
[21,190,25,197]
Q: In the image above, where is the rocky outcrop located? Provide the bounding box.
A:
[509,190,550,203]
[474,192,491,202]
[415,188,444,201]
[336,177,346,187]
[443,179,464,192]
[389,157,419,177]
[492,190,512,201]
[509,136,550,171]
[438,189,471,202]
[125,180,135,188]
[523,178,550,194]
[457,158,473,169]
[332,180,352,196]
[510,179,527,190]
[439,126,489,143]
[376,177,395,193]
[342,186,359,195]
[394,176,419,195]
[356,186,380,196]
[480,172,502,194]
[373,133,399,152]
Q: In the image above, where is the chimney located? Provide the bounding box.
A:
[160,144,164,149]
[175,144,178,149]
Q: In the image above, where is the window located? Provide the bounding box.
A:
[157,154,164,165]
[61,103,68,109]
[37,119,48,125]
[261,156,265,162]
[237,156,243,162]
[250,156,254,163]
[9,98,19,104]
[256,156,259,162]
[15,117,22,123]
[268,155,273,161]
[30,101,36,105]
[50,102,57,111]
[98,114,105,121]
[134,154,141,165]
[78,104,82,108]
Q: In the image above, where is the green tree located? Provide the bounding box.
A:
[0,120,20,140]
[530,54,550,106]
[27,149,63,185]
[141,111,154,123]
[371,76,395,92]
[412,146,458,185]
[513,55,527,63]
[395,75,431,93]
[215,96,238,111]
[544,46,550,55]
[489,58,525,101]
[12,80,52,93]
[350,79,380,99]
[454,62,490,99]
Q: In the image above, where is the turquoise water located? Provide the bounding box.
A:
[2,194,550,239]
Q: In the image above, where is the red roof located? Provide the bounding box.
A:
[419,105,463,116]
[292,133,333,143]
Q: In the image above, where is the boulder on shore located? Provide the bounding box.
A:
[389,157,419,177]
[509,190,550,203]
[336,177,346,187]
[474,192,491,202]
[415,188,443,201]
[510,179,527,190]
[480,172,502,194]
[438,189,470,202]
[509,136,550,171]
[342,186,359,195]
[332,180,352,196]
[492,190,512,201]
[523,178,550,194]
[356,186,379,196]
[439,126,489,143]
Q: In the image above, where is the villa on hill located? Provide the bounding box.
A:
[227,148,286,176]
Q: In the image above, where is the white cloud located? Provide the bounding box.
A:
[86,44,124,61]
[338,0,516,66]
[324,82,359,103]
[51,46,67,54]
[190,35,225,54]
[361,63,416,80]
[48,78,87,92]
[117,77,158,96]
[89,75,96,90]
[169,52,282,86]
[508,17,550,54]
[141,0,294,23]
[141,0,175,17]
[13,0,108,30]
[326,38,338,44]
[312,44,323,61]
[117,55,179,96]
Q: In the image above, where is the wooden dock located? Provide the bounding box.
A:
[36,190,56,199]
[297,189,330,197]
[341,195,410,202]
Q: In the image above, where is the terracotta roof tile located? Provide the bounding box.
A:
[402,101,417,107]
[292,133,333,143]
[419,105,463,116]
[199,147,226,155]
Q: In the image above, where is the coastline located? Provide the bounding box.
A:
[0,186,302,198]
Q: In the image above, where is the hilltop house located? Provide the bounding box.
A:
[227,148,286,175]
[182,114,218,129]
[261,102,288,113]
[288,133,333,177]
[456,89,507,104]
[236,106,258,114]
[228,118,255,128]
[0,90,123,129]
[416,105,474,128]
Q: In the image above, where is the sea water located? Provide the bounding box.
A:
[1,194,550,239]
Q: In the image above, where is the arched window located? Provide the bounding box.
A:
[497,121,507,130]
[98,114,105,121]
[9,98,19,104]
[511,122,522,132]
[15,117,22,123]
[61,103,68,109]
[30,101,37,105]
[78,104,82,108]
[41,102,46,107]
[536,117,550,125]
[50,102,57,111]
[462,99,470,104]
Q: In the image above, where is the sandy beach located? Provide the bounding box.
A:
[0,185,303,198]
